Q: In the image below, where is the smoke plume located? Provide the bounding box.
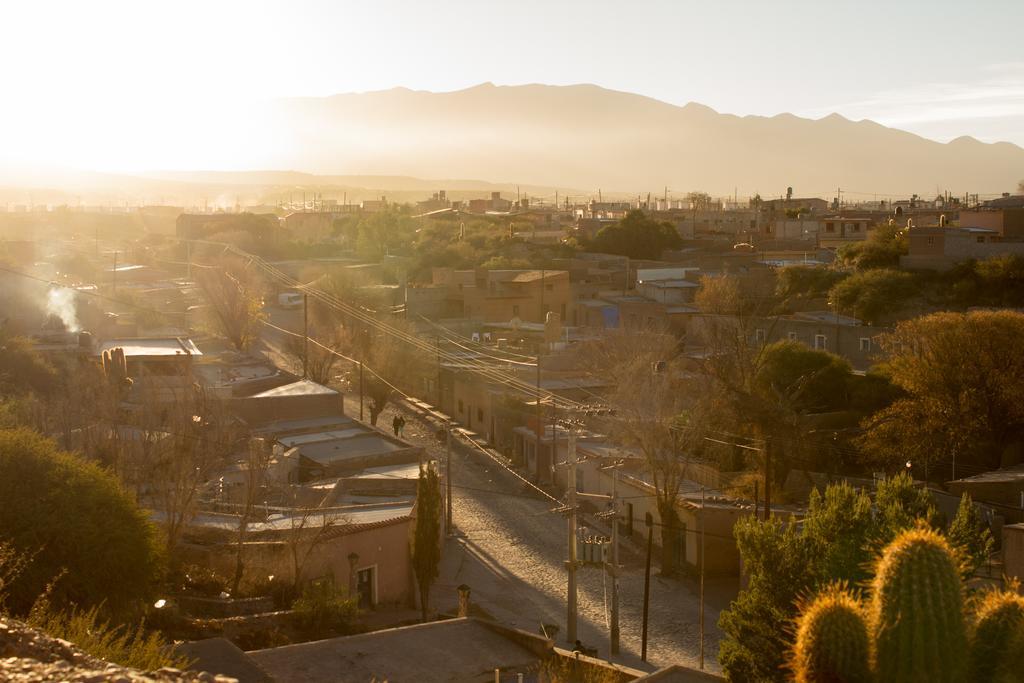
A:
[46,287,80,333]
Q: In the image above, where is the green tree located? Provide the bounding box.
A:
[858,311,1024,476]
[719,516,816,681]
[412,462,442,622]
[0,428,164,616]
[836,222,907,271]
[0,334,58,397]
[947,493,994,579]
[828,268,916,324]
[755,340,853,413]
[775,266,848,307]
[355,209,417,260]
[586,210,682,259]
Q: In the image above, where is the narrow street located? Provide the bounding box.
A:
[386,403,734,674]
[257,310,735,674]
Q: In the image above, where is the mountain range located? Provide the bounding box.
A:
[4,83,1023,203]
[250,82,1024,198]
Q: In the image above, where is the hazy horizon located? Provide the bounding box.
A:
[2,0,1022,178]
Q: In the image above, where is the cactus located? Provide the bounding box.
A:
[790,527,983,682]
[869,527,967,683]
[968,589,1024,683]
[102,346,128,387]
[792,585,871,683]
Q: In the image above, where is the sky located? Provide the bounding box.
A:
[2,0,1023,173]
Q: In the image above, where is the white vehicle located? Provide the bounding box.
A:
[277,292,303,309]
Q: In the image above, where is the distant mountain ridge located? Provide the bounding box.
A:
[253,82,1024,197]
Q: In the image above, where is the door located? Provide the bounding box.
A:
[357,567,375,609]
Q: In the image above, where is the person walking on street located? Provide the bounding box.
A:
[392,414,402,437]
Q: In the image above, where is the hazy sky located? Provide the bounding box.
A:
[3,0,1023,172]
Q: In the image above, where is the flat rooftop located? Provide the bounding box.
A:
[252,379,338,398]
[96,337,202,357]
[247,618,545,683]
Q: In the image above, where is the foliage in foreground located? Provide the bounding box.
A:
[0,542,185,671]
[29,602,190,671]
[792,528,1021,683]
[718,475,993,682]
[0,428,164,617]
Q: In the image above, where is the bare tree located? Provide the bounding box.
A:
[231,437,273,596]
[197,257,266,351]
[581,327,704,574]
[283,489,339,592]
[337,320,426,426]
[146,381,238,555]
[284,326,345,385]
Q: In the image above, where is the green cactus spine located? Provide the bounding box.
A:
[869,527,967,683]
[969,589,1024,683]
[792,585,871,683]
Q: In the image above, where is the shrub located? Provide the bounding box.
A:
[291,580,359,637]
[0,428,164,616]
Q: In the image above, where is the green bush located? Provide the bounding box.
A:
[291,580,359,637]
[0,428,164,616]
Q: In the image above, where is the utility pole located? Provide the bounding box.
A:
[186,240,192,281]
[112,250,118,293]
[446,422,453,535]
[536,270,544,482]
[641,511,654,661]
[699,486,706,670]
[763,437,772,521]
[302,293,309,379]
[609,468,620,656]
[565,431,579,644]
[359,361,365,422]
[436,336,442,408]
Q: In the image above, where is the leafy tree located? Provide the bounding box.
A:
[836,222,907,271]
[355,209,418,260]
[944,253,1024,309]
[828,268,916,324]
[858,311,1024,476]
[412,462,442,622]
[775,265,847,307]
[0,428,164,616]
[0,334,58,397]
[719,516,816,681]
[586,210,682,259]
[947,493,994,578]
[755,341,853,413]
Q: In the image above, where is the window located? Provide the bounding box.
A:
[859,337,871,352]
[825,222,835,233]
[512,304,519,316]
[755,328,766,343]
[545,283,554,292]
[926,236,935,245]
[787,331,798,341]
[977,236,986,243]
[477,407,483,422]
[458,399,464,413]
[814,334,827,350]
[560,303,566,321]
